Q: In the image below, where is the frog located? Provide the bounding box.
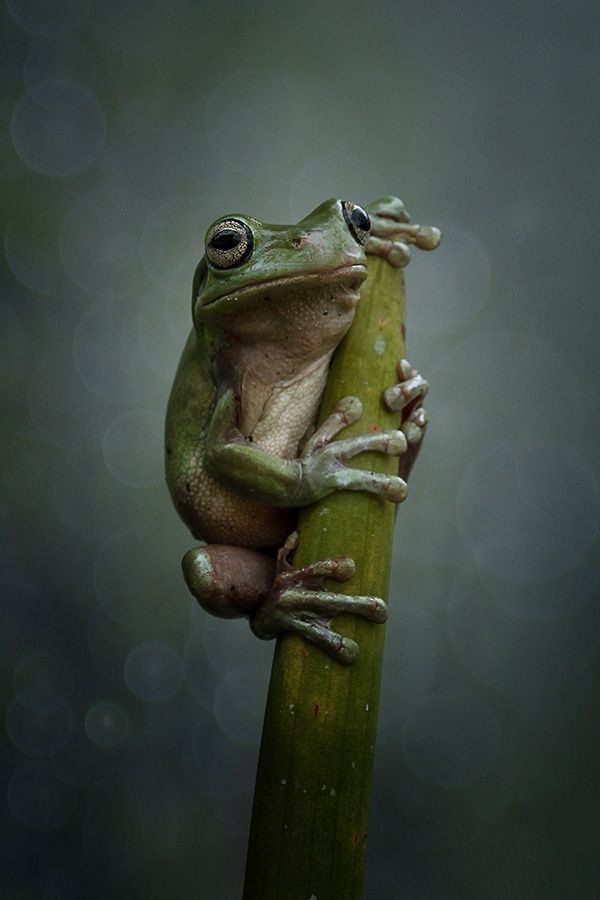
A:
[165,196,440,664]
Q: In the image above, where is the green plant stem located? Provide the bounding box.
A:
[243,254,406,900]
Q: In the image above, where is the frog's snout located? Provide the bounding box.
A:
[285,230,315,252]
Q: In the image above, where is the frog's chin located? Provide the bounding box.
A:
[197,263,368,315]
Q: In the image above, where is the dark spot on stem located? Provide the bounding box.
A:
[313,704,319,717]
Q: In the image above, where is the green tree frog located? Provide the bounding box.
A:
[165,197,440,663]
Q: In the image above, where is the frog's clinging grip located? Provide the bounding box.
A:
[165,196,438,663]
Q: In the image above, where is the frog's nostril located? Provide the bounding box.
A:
[291,236,304,249]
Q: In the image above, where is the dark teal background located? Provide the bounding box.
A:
[2,1,599,897]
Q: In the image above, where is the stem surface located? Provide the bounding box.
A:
[244,254,406,900]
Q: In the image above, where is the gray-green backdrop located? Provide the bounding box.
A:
[2,0,599,897]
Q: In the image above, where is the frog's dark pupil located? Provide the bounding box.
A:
[211,229,243,251]
[351,208,370,231]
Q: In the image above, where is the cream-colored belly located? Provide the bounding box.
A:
[244,360,329,459]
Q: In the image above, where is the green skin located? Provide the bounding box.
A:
[165,197,439,663]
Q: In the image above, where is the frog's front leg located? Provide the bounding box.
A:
[205,390,409,507]
[183,534,387,665]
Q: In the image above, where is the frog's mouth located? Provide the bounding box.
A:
[199,263,368,313]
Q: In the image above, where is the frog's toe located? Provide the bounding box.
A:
[398,406,429,480]
[398,358,417,380]
[292,620,360,666]
[275,586,388,625]
[366,234,411,268]
[367,196,411,223]
[384,372,429,412]
[251,608,362,666]
[335,635,360,665]
[408,404,429,430]
[251,568,387,664]
[403,406,429,446]
[276,555,356,588]
[301,395,363,457]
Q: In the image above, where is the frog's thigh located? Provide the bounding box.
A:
[182,545,275,619]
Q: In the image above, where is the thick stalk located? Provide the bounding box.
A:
[244,254,406,900]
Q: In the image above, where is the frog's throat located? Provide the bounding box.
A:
[196,263,367,315]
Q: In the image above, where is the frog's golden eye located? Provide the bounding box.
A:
[205,218,253,269]
[342,201,371,246]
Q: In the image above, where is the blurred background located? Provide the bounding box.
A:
[1,0,599,897]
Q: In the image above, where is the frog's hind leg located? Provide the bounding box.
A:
[182,545,276,620]
[184,535,388,665]
[250,532,387,665]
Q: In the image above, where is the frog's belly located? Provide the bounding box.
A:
[183,466,294,550]
[242,361,328,458]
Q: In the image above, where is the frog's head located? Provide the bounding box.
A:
[192,199,370,345]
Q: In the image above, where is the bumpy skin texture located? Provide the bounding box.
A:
[165,197,438,661]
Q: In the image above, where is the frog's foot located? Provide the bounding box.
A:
[250,532,387,665]
[366,196,441,268]
[383,359,429,480]
[300,396,409,504]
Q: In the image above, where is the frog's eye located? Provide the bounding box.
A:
[205,218,253,269]
[342,201,371,246]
